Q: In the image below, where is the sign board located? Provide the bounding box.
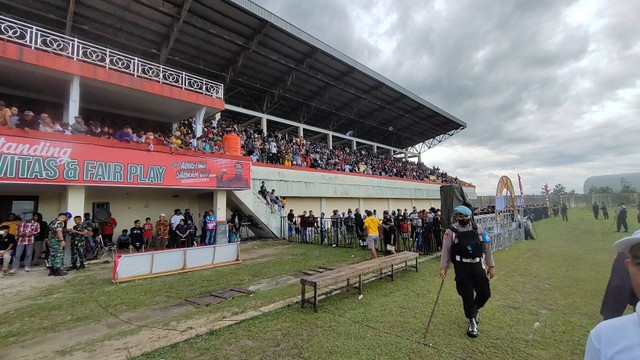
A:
[0,134,251,189]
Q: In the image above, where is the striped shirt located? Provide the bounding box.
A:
[17,221,41,245]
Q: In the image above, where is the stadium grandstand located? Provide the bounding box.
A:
[0,0,474,248]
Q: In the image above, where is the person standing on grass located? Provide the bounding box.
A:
[615,203,628,233]
[382,218,397,255]
[439,205,495,338]
[560,202,568,222]
[363,210,381,259]
[601,203,609,220]
[592,201,600,220]
[48,212,71,276]
[585,230,640,359]
[67,215,91,270]
[10,214,41,273]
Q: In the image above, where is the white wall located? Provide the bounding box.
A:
[253,165,467,215]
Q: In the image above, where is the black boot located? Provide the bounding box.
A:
[54,268,68,276]
[65,265,78,271]
[467,318,478,338]
[48,267,55,276]
[77,263,85,270]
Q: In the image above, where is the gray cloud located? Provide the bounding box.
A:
[253,0,640,194]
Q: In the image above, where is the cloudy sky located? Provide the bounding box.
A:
[251,0,640,195]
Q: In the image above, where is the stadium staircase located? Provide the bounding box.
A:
[228,189,282,239]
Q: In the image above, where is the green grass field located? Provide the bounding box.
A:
[137,209,636,360]
[0,240,368,352]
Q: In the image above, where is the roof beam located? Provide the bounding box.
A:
[225,22,270,85]
[159,0,193,64]
[262,49,321,112]
[65,0,76,35]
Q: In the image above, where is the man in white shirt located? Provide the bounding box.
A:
[169,209,184,248]
[585,230,640,359]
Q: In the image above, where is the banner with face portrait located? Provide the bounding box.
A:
[0,132,251,189]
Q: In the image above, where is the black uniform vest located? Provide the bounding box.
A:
[449,223,483,260]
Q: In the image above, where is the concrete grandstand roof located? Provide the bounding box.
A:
[0,0,466,150]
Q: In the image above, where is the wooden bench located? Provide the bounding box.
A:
[300,251,419,312]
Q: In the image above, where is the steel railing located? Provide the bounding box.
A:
[0,15,223,99]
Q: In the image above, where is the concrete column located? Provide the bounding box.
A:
[388,198,392,211]
[194,106,206,137]
[405,152,409,160]
[390,149,394,156]
[320,198,327,217]
[214,190,227,221]
[62,185,86,220]
[63,75,81,124]
[352,139,357,150]
[359,198,364,211]
[261,117,267,136]
[214,190,228,244]
[298,126,304,138]
[418,153,422,164]
[372,145,377,154]
[327,134,332,149]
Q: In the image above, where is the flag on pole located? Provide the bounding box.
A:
[517,173,525,205]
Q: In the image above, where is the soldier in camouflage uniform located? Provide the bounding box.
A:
[68,215,91,270]
[47,212,71,276]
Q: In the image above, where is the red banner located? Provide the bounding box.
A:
[0,134,251,189]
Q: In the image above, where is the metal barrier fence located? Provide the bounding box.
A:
[281,217,442,255]
[475,211,523,251]
[281,208,551,254]
[0,15,224,99]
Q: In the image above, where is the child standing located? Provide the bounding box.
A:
[143,217,154,249]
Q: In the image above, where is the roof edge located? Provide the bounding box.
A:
[228,0,466,128]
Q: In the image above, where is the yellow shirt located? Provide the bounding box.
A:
[363,216,381,236]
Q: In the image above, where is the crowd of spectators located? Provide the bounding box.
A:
[1,99,465,185]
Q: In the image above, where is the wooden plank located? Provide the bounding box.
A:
[186,295,225,307]
[230,288,253,294]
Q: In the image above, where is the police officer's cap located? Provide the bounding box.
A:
[453,205,472,217]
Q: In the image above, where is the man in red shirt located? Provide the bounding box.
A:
[10,215,40,273]
[100,213,117,245]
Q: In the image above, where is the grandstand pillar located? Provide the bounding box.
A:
[352,139,356,150]
[63,75,81,125]
[390,149,394,156]
[320,198,326,217]
[194,107,206,137]
[62,185,85,223]
[327,134,332,149]
[418,153,422,164]
[61,185,85,264]
[359,198,364,210]
[214,190,228,244]
[214,190,227,221]
[298,127,304,138]
[372,145,377,154]
[404,153,408,160]
[261,117,267,136]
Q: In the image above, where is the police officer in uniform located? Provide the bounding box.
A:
[439,205,495,337]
